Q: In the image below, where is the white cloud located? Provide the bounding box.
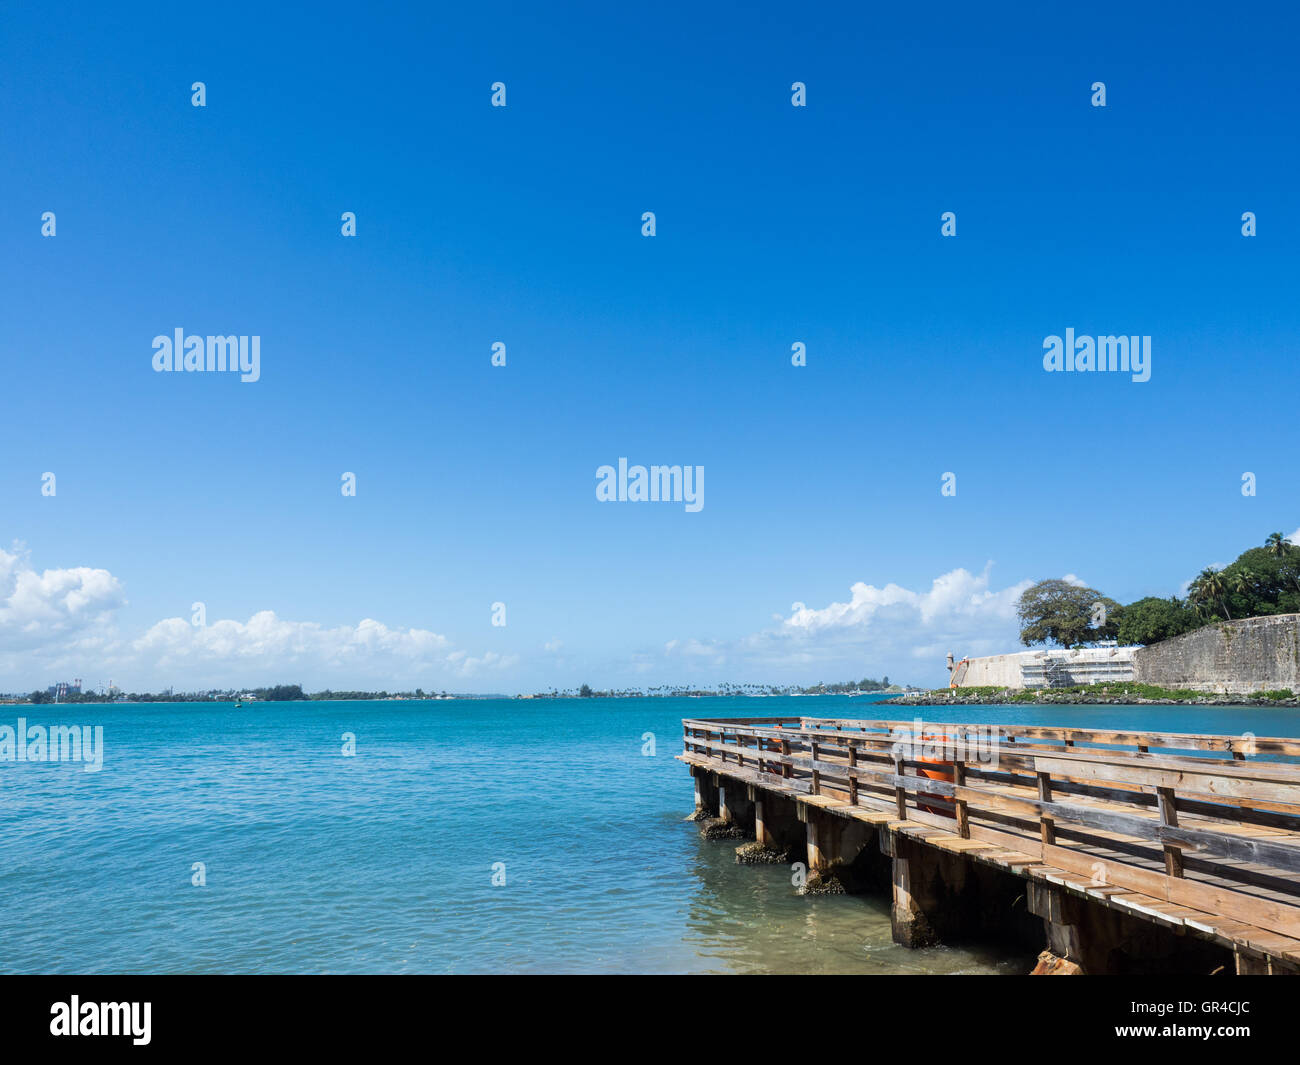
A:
[1288,528,1300,545]
[134,611,447,661]
[0,547,516,691]
[657,564,1036,686]
[136,610,447,662]
[0,545,125,650]
[782,565,1029,634]
[127,611,517,687]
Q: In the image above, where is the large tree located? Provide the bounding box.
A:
[1016,579,1120,648]
[1115,596,1199,646]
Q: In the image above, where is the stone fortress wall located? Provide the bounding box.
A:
[1131,614,1300,694]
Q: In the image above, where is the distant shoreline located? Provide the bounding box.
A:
[5,688,1296,709]
[882,686,1300,709]
[0,691,905,706]
[5,687,909,706]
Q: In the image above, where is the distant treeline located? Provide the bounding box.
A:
[13,684,485,704]
[24,690,219,704]
[559,678,894,698]
[23,684,312,704]
[259,685,307,701]
[309,688,455,701]
[798,677,890,694]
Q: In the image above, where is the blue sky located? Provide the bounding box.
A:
[2,2,1298,692]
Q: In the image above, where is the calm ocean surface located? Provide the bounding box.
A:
[3,694,1298,974]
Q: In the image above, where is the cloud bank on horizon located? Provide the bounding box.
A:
[5,533,1298,693]
[0,543,1033,691]
[660,564,1032,683]
[0,545,517,691]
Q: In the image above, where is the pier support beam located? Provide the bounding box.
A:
[754,794,773,846]
[740,789,803,859]
[797,806,877,893]
[881,833,972,948]
[693,772,753,842]
[886,835,940,948]
[1027,883,1084,972]
[691,768,719,819]
[879,831,1045,954]
[720,784,754,829]
[803,810,872,872]
[754,790,798,847]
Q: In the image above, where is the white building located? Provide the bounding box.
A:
[948,642,1137,689]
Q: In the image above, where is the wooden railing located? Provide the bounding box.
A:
[682,716,1300,939]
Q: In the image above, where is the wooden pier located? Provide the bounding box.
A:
[680,714,1300,974]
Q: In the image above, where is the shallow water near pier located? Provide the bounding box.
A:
[1,694,1296,974]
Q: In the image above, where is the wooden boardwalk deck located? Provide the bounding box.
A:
[679,714,1300,972]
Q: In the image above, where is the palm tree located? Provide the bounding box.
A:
[1232,569,1257,597]
[1230,568,1258,615]
[1193,567,1231,620]
[1189,570,1211,617]
[1266,531,1291,558]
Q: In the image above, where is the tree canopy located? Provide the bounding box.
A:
[1115,596,1199,646]
[1016,579,1120,647]
[256,684,306,701]
[1187,540,1300,623]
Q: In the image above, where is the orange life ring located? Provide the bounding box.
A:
[916,731,955,817]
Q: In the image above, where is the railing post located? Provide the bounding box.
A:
[893,749,907,820]
[1156,786,1184,878]
[953,759,969,838]
[1037,770,1055,846]
[848,743,858,806]
[810,738,820,796]
[781,738,791,779]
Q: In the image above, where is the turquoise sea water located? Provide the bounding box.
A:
[2,694,1298,974]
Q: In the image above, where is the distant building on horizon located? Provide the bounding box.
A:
[46,678,83,699]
